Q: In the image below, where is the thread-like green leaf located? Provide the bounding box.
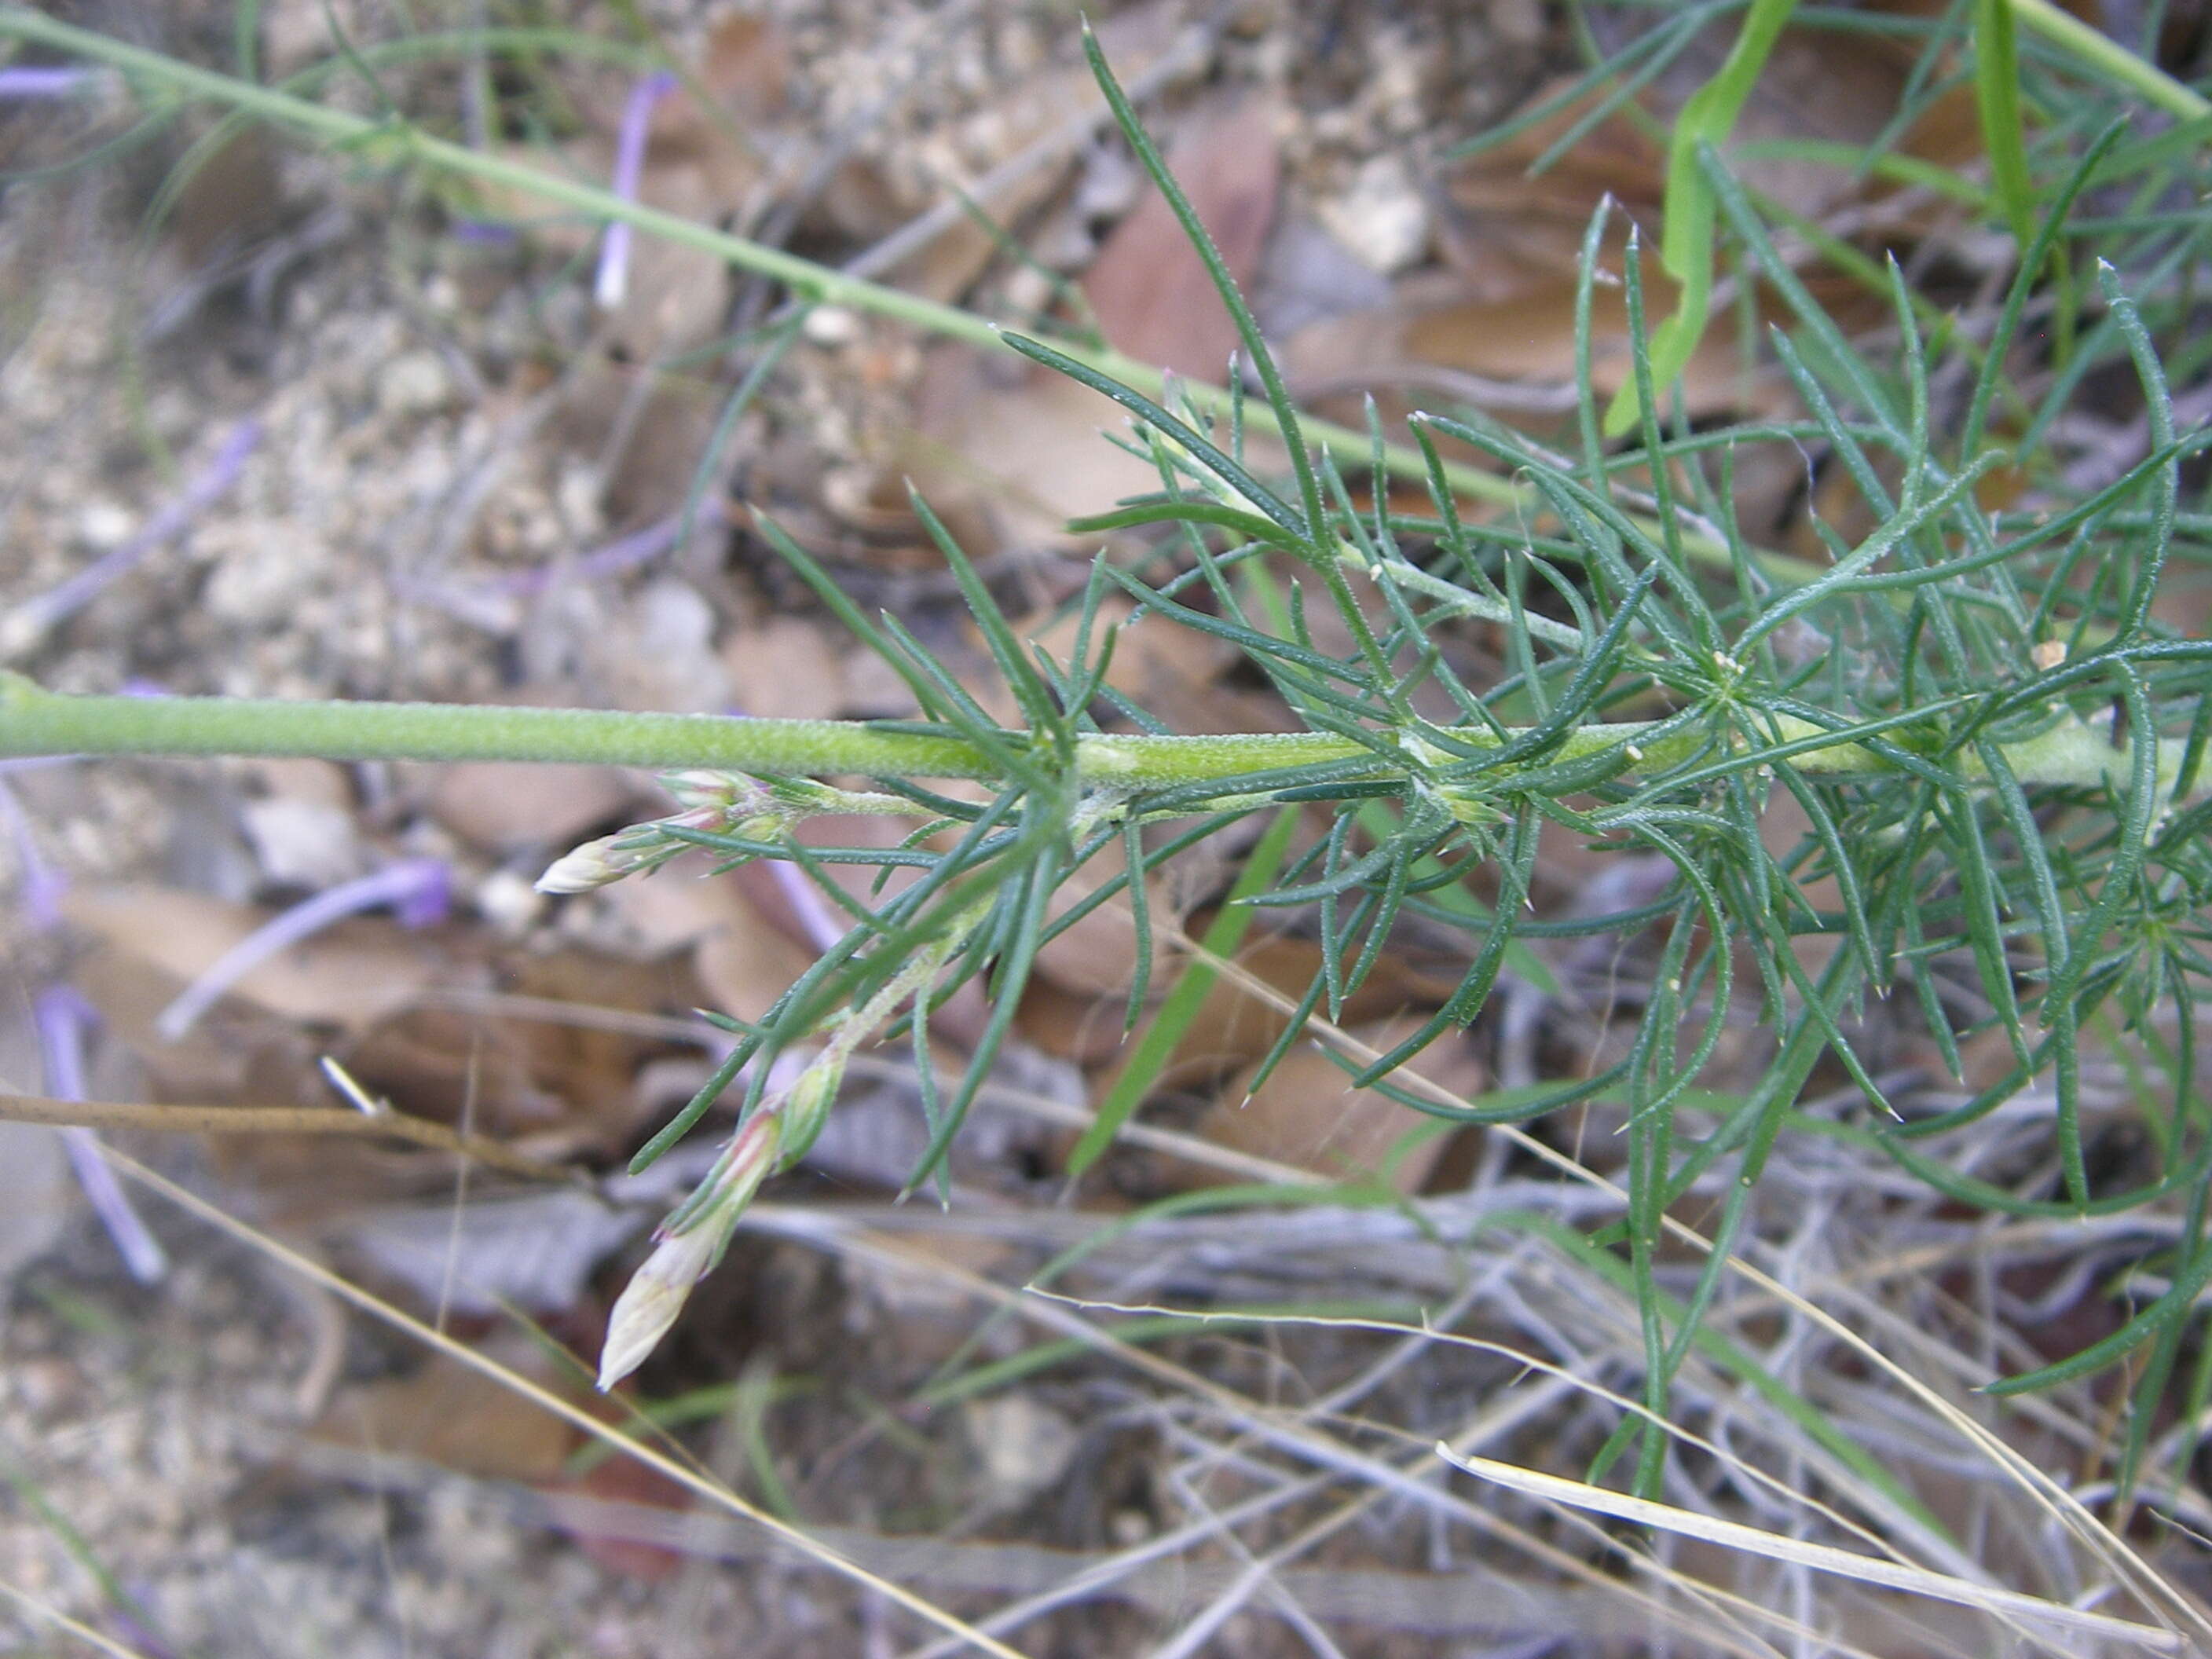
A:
[1070,806,1300,1175]
[1602,0,1800,436]
[1972,0,2038,246]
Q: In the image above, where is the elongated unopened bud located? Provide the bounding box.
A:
[598,1108,783,1390]
[537,801,743,894]
[776,1049,848,1163]
[536,830,656,894]
[595,1221,721,1391]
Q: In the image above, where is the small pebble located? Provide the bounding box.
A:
[375,350,452,419]
[1317,153,1429,276]
[474,866,547,936]
[802,306,861,348]
[76,500,134,547]
[14,1356,81,1415]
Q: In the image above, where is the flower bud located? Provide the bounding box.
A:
[661,1104,785,1235]
[767,778,846,814]
[775,1049,848,1164]
[1434,787,1507,829]
[598,1108,784,1390]
[661,770,775,818]
[728,811,787,843]
[595,1220,723,1391]
[536,831,655,894]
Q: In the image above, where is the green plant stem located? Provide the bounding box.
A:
[0,677,994,776]
[1,678,2173,797]
[2009,0,2212,121]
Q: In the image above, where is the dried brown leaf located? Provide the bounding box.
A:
[691,883,826,1030]
[720,613,849,722]
[1193,1014,1484,1191]
[428,760,635,855]
[314,1347,577,1482]
[1082,90,1282,375]
[905,82,1281,544]
[63,884,438,1036]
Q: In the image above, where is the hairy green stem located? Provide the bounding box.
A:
[0,677,994,777]
[0,679,2170,797]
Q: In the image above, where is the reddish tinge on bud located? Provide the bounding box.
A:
[596,1108,784,1390]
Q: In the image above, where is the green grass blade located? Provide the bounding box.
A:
[1070,805,1300,1175]
[1972,0,2037,245]
[1079,21,1327,546]
[1603,0,1800,437]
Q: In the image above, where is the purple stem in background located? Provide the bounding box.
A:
[489,514,682,597]
[0,67,91,97]
[3,419,261,648]
[0,776,66,933]
[769,856,849,956]
[35,987,168,1285]
[153,858,452,1041]
[2,771,167,1278]
[104,1606,182,1659]
[592,70,678,309]
[391,858,453,928]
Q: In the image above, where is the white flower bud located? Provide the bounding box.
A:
[597,1108,783,1390]
[595,1221,723,1391]
[535,832,652,894]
